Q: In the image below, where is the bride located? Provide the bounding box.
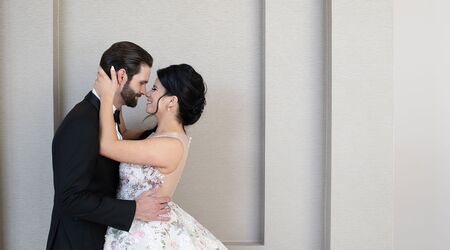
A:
[96,64,227,249]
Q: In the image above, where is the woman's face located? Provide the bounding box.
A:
[146,78,167,114]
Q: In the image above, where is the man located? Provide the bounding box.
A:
[47,41,170,250]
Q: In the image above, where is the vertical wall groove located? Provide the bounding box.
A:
[53,0,61,130]
[323,0,332,249]
[261,0,266,245]
[0,1,6,247]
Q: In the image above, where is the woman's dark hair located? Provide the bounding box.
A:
[157,64,207,126]
[99,41,153,80]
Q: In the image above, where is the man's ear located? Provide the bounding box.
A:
[116,68,128,85]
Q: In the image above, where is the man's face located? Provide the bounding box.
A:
[121,64,151,107]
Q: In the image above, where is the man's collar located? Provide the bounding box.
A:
[91,89,118,112]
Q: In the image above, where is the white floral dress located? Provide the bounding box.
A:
[103,132,227,250]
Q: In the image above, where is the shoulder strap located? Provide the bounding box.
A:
[151,132,191,149]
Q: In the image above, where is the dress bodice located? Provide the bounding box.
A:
[116,131,191,200]
[116,163,165,200]
[104,132,228,250]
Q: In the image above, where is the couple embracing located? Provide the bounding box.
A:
[47,41,227,250]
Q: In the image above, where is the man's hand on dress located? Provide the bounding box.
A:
[135,188,171,222]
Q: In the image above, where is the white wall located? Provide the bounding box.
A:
[264,1,325,249]
[0,1,326,249]
[394,1,450,249]
[0,0,402,249]
[329,1,393,249]
[0,0,54,249]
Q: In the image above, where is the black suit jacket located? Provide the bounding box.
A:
[47,92,135,250]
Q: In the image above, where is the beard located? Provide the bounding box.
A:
[121,81,141,107]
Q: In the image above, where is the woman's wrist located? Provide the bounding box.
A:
[100,95,114,104]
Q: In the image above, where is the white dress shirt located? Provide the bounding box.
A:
[92,89,123,140]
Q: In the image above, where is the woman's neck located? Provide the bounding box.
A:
[155,115,184,134]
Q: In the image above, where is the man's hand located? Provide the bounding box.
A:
[135,188,171,222]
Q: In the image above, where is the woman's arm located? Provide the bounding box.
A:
[95,67,183,174]
[101,135,183,174]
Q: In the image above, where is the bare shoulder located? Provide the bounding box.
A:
[145,136,185,174]
[147,136,184,151]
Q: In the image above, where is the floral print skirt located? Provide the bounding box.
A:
[104,201,227,250]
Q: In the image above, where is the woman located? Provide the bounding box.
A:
[96,64,227,249]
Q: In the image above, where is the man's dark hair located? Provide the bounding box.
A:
[99,41,153,80]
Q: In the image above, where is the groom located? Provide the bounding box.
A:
[47,41,170,250]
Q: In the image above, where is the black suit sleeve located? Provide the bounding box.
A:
[52,119,135,231]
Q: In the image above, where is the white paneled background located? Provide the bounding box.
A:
[0,0,398,249]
